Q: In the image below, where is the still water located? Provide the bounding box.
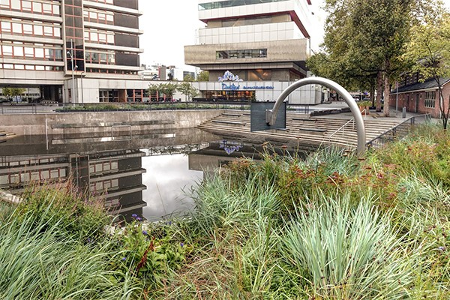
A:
[0,128,279,220]
[142,154,202,221]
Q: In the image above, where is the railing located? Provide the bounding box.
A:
[0,104,44,115]
[366,114,431,149]
[320,118,356,149]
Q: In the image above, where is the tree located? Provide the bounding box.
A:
[160,83,178,100]
[405,9,450,128]
[197,71,209,82]
[177,82,199,102]
[148,83,163,101]
[2,87,26,101]
[148,83,178,101]
[183,74,195,82]
[310,0,421,116]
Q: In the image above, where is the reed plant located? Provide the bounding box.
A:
[0,209,143,299]
[14,182,111,242]
[282,194,417,299]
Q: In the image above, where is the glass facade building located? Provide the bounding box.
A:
[0,0,143,103]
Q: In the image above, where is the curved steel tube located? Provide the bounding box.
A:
[266,77,366,155]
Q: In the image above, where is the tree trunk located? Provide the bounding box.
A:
[437,82,448,129]
[383,73,390,117]
[376,71,383,112]
[370,83,376,108]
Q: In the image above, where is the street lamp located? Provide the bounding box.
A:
[67,39,75,106]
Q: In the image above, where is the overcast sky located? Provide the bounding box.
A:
[138,0,326,69]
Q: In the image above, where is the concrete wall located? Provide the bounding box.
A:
[0,110,223,136]
[185,39,309,66]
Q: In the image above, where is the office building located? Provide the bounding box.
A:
[0,0,145,103]
[185,0,325,104]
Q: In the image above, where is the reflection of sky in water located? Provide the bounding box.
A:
[142,154,203,221]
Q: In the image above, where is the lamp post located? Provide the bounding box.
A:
[67,39,75,106]
[81,71,85,104]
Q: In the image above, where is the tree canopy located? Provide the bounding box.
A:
[405,9,450,128]
[177,82,199,102]
[308,0,442,116]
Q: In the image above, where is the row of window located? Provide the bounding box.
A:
[90,160,119,174]
[0,20,61,37]
[1,43,63,60]
[216,49,267,60]
[0,0,60,16]
[0,63,138,74]
[424,91,436,108]
[222,15,275,27]
[84,29,115,44]
[199,0,288,10]
[1,63,63,71]
[88,0,114,4]
[85,50,115,64]
[84,8,114,24]
[87,68,138,75]
[0,168,67,186]
[90,179,119,194]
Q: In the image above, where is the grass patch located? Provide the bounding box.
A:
[0,123,449,299]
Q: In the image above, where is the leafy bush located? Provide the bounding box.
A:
[112,215,189,294]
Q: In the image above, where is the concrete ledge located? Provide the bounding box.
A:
[0,110,224,136]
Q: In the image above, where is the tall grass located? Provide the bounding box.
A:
[1,123,448,299]
[282,194,417,299]
[0,210,143,299]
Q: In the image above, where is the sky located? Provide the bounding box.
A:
[138,0,327,70]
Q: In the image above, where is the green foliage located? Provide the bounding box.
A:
[148,82,179,99]
[112,216,188,292]
[283,196,417,299]
[177,82,199,101]
[0,208,143,299]
[405,9,450,128]
[357,100,372,107]
[2,87,26,99]
[183,74,195,82]
[14,183,111,242]
[318,0,426,115]
[1,123,449,299]
[197,70,209,82]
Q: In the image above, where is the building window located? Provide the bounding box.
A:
[424,91,436,108]
[216,49,267,60]
[199,0,288,10]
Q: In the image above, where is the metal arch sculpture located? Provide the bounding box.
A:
[265,77,366,155]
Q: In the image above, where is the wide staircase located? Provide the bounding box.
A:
[198,110,404,152]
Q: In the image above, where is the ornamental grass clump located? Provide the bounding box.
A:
[14,182,111,242]
[0,209,143,299]
[169,171,284,298]
[282,195,417,299]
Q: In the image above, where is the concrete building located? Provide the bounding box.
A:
[0,0,145,104]
[185,0,325,104]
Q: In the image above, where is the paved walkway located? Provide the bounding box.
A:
[304,101,432,123]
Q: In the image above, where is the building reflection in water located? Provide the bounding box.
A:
[0,130,307,221]
[0,128,217,220]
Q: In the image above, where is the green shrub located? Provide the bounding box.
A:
[112,215,188,292]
